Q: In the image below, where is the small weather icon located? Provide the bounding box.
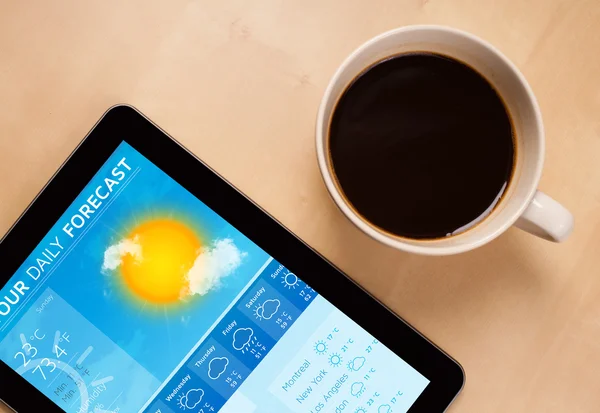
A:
[347,356,366,372]
[329,353,343,367]
[254,299,280,320]
[378,404,392,413]
[314,340,328,355]
[178,388,204,410]
[282,272,299,289]
[233,327,255,353]
[208,357,229,380]
[351,382,366,398]
[355,408,367,413]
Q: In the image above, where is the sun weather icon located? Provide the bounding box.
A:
[355,408,367,413]
[178,388,204,410]
[281,272,299,289]
[329,353,343,367]
[314,340,328,355]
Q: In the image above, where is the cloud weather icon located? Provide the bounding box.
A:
[255,299,280,320]
[347,356,366,372]
[178,388,204,410]
[232,327,254,351]
[378,404,392,413]
[351,382,365,397]
[208,357,229,380]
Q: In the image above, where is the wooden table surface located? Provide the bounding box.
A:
[1,1,599,412]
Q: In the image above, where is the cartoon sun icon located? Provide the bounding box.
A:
[120,219,201,304]
[314,340,328,355]
[177,394,186,410]
[355,408,367,413]
[281,272,299,289]
[329,353,343,367]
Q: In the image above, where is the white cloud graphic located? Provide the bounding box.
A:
[180,388,204,409]
[256,299,280,320]
[185,238,247,297]
[232,327,253,351]
[102,235,142,271]
[208,357,229,380]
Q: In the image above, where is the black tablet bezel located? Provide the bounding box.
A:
[0,105,464,412]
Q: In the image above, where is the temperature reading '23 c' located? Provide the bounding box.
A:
[13,329,71,379]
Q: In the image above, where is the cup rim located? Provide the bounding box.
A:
[315,24,545,255]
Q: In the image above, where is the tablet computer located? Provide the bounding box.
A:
[0,106,464,413]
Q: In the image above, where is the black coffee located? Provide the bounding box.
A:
[328,52,515,239]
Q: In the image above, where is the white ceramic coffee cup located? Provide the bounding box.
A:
[316,25,574,255]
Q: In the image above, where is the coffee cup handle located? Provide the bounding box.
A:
[515,191,574,242]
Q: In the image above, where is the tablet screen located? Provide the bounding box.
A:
[0,142,429,413]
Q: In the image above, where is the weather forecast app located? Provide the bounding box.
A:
[0,142,429,413]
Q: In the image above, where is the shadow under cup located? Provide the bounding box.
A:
[316,26,544,255]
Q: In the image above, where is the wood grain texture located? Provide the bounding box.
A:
[1,1,599,412]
